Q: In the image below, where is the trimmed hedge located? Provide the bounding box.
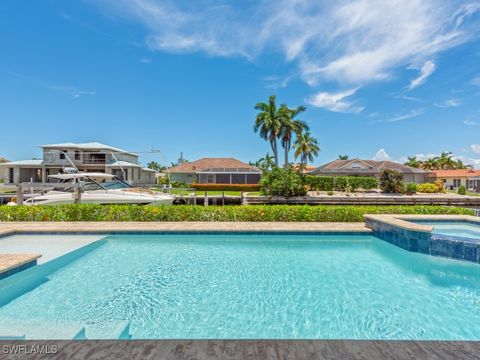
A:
[0,204,473,222]
[417,183,440,193]
[191,184,260,191]
[305,176,378,192]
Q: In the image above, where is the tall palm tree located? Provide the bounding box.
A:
[279,105,308,168]
[338,155,349,160]
[294,131,320,164]
[254,95,282,167]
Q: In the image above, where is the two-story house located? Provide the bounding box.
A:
[0,142,157,185]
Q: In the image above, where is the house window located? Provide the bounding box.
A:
[59,150,67,160]
[8,168,14,184]
[453,179,462,187]
[75,151,80,160]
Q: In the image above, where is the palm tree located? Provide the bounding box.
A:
[252,153,276,172]
[404,156,421,168]
[279,105,308,169]
[437,151,457,170]
[294,131,320,165]
[254,95,282,167]
[338,155,349,160]
[422,158,439,170]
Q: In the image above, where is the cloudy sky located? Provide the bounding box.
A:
[1,0,480,167]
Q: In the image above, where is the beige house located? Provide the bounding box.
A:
[167,158,261,184]
[431,169,480,192]
[0,142,156,186]
[310,159,428,184]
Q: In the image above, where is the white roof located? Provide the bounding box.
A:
[41,142,136,156]
[49,173,115,180]
[0,159,43,166]
[142,167,157,172]
[106,160,141,168]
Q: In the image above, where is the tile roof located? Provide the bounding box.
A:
[167,158,260,173]
[431,169,480,178]
[311,159,427,174]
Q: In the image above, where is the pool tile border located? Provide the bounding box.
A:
[364,214,480,263]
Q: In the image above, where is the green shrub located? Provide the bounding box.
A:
[379,170,404,193]
[191,184,260,191]
[405,183,417,194]
[260,167,307,197]
[327,191,334,196]
[305,176,334,191]
[417,183,440,193]
[458,185,467,195]
[0,204,473,222]
[305,176,378,192]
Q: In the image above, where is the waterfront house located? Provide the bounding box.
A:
[167,158,261,184]
[310,159,428,184]
[431,169,480,192]
[0,142,156,185]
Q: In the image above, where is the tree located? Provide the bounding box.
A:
[338,155,349,160]
[254,95,283,167]
[147,161,166,172]
[251,153,276,172]
[421,158,439,170]
[294,131,320,165]
[379,169,404,193]
[404,156,421,168]
[260,166,307,197]
[279,105,308,169]
[437,151,456,170]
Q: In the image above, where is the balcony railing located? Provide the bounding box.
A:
[82,159,106,164]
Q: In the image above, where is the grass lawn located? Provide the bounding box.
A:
[446,190,480,197]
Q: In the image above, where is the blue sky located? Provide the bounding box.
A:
[1,0,480,168]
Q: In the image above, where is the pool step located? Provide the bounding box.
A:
[85,321,131,339]
[0,319,86,340]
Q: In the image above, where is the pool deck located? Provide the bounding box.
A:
[0,340,479,360]
[0,221,372,237]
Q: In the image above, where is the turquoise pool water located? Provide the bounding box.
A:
[414,221,480,240]
[1,233,480,339]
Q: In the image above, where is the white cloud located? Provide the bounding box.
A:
[384,108,425,122]
[434,98,462,108]
[472,76,480,86]
[471,144,480,154]
[408,61,436,90]
[373,149,391,161]
[92,0,480,87]
[464,118,478,126]
[306,88,364,113]
[140,58,152,63]
[263,75,291,89]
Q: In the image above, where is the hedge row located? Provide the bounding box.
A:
[190,184,260,191]
[304,176,378,191]
[0,204,472,222]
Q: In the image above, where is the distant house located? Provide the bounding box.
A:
[167,158,261,184]
[431,169,480,192]
[0,157,9,164]
[310,159,428,184]
[0,142,156,185]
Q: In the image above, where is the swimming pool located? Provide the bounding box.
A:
[1,233,480,340]
[412,221,480,240]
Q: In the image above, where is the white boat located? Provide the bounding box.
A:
[25,173,174,206]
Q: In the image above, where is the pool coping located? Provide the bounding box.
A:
[0,221,372,238]
[0,254,41,278]
[363,214,480,233]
